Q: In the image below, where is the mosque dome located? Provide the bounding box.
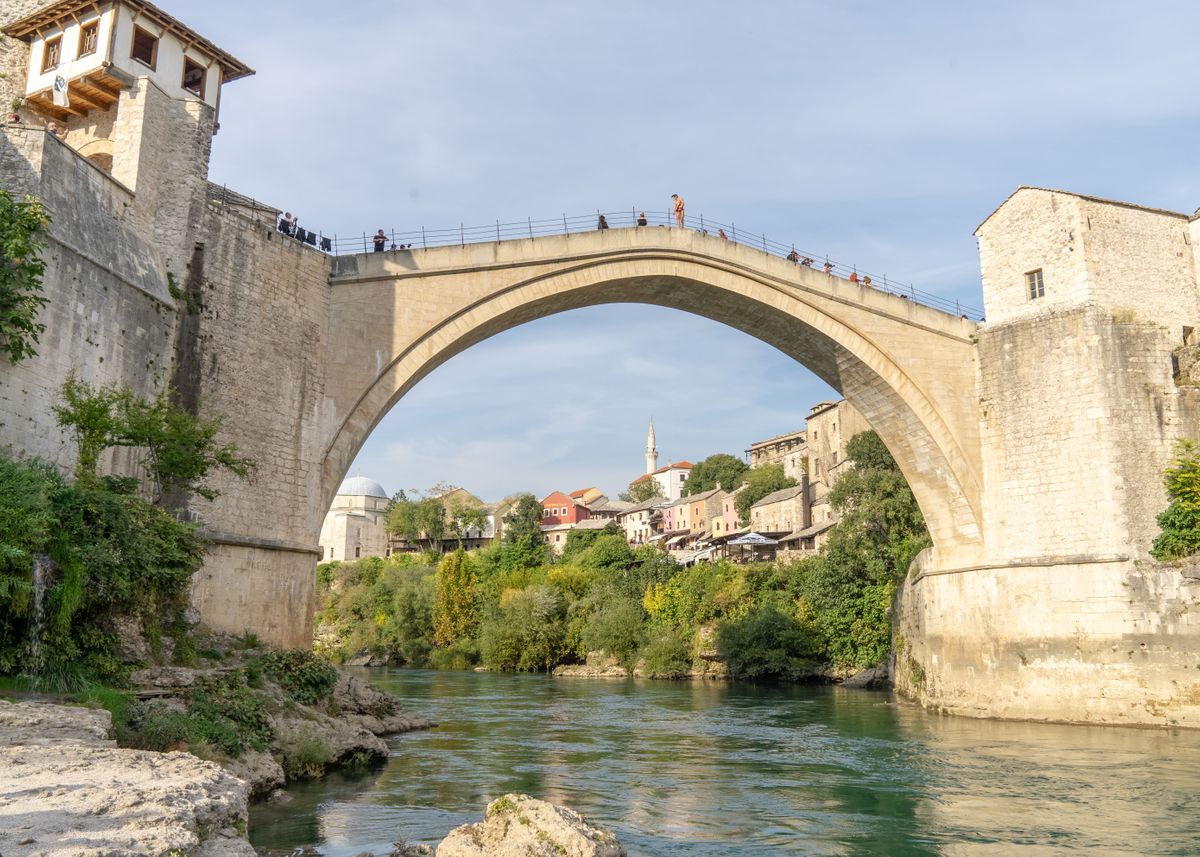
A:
[336,476,388,498]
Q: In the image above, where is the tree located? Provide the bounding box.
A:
[447,496,489,549]
[1151,439,1200,560]
[683,453,748,496]
[0,190,51,364]
[387,495,447,551]
[800,430,929,670]
[491,493,546,570]
[626,476,662,503]
[735,463,798,522]
[52,374,253,503]
[433,549,479,646]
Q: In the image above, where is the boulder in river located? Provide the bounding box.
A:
[553,651,628,678]
[841,663,890,689]
[437,793,626,857]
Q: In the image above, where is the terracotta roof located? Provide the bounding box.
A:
[4,0,255,81]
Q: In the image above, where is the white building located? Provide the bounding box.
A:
[318,476,391,562]
[5,0,253,174]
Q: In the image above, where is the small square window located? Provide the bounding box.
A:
[131,26,157,69]
[78,21,99,57]
[182,57,205,98]
[41,35,62,73]
[1026,269,1045,300]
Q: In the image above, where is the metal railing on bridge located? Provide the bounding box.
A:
[319,208,982,319]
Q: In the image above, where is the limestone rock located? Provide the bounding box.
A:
[437,794,626,857]
[330,672,434,735]
[109,613,152,663]
[218,747,286,798]
[842,663,890,689]
[0,699,253,857]
[553,651,628,678]
[346,649,374,666]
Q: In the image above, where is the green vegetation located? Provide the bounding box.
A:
[54,374,253,502]
[683,453,748,496]
[1152,439,1200,561]
[735,463,798,521]
[260,649,339,705]
[0,380,252,689]
[317,431,927,680]
[625,476,662,503]
[0,190,51,364]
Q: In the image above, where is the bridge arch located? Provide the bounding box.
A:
[322,230,983,565]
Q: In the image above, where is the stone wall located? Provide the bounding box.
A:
[977,188,1199,331]
[975,303,1199,563]
[182,205,331,646]
[896,555,1200,728]
[0,2,42,120]
[0,125,174,476]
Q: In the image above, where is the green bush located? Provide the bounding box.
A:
[429,637,479,671]
[260,650,338,705]
[581,596,646,666]
[638,627,693,678]
[0,454,203,683]
[480,585,568,672]
[1152,439,1200,561]
[716,605,820,679]
[280,728,334,779]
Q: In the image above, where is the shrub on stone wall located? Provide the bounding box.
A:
[1151,439,1200,561]
[0,189,50,364]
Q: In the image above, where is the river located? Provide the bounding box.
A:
[250,669,1200,855]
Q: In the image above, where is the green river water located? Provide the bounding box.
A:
[250,669,1200,856]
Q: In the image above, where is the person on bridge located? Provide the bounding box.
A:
[597,214,609,230]
[801,256,814,267]
[787,249,800,262]
[637,212,648,226]
[862,275,873,287]
[849,271,859,284]
[823,261,834,274]
[718,228,728,240]
[373,230,387,252]
[671,194,685,228]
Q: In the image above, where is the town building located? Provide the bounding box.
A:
[746,429,807,482]
[748,484,809,537]
[685,488,726,538]
[634,461,693,502]
[805,399,870,503]
[540,490,591,526]
[616,496,665,545]
[318,476,391,562]
[542,517,611,555]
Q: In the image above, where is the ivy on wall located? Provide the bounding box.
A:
[0,189,50,364]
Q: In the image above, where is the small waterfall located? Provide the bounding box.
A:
[25,554,51,677]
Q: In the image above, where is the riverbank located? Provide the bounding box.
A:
[0,698,253,856]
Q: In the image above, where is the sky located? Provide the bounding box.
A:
[178,1,1200,503]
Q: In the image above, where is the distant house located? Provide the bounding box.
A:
[749,483,810,537]
[616,496,665,545]
[684,488,726,538]
[632,461,693,502]
[542,517,611,555]
[541,490,592,526]
[746,429,807,482]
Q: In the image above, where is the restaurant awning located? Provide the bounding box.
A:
[727,532,779,546]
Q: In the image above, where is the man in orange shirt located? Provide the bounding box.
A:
[671,193,685,228]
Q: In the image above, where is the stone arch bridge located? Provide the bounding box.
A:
[318,228,983,568]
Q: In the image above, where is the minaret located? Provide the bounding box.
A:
[646,418,658,474]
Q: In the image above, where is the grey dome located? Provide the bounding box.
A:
[337,476,388,498]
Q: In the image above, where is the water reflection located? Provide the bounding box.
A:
[250,669,1200,856]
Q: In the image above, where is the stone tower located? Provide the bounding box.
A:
[645,418,658,474]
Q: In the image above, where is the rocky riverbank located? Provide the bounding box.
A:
[127,662,432,798]
[0,699,253,857]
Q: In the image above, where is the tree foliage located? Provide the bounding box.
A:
[52,375,253,503]
[1151,439,1200,561]
[434,549,479,646]
[626,476,662,503]
[799,430,929,669]
[387,495,447,549]
[735,463,798,522]
[683,453,748,496]
[0,190,50,364]
[448,497,489,547]
[716,604,820,679]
